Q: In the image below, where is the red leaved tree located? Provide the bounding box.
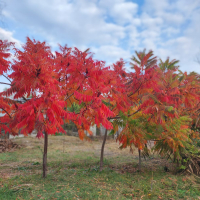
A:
[116,50,200,170]
[0,40,15,139]
[0,38,130,177]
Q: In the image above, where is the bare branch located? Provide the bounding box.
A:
[0,107,12,118]
[0,82,11,86]
[3,75,12,83]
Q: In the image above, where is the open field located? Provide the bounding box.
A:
[1,135,200,200]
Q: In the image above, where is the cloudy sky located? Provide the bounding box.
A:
[0,0,200,91]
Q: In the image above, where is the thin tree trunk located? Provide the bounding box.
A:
[100,129,108,171]
[138,149,141,171]
[43,131,48,178]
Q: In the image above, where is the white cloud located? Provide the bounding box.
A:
[1,0,200,74]
[99,0,138,25]
[92,45,131,66]
[136,0,200,72]
[110,2,138,25]
[162,27,180,37]
[143,0,185,26]
[126,25,140,51]
[173,0,200,18]
[163,13,184,25]
[0,28,21,47]
[3,0,126,47]
[141,13,163,28]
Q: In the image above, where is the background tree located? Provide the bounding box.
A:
[116,50,200,170]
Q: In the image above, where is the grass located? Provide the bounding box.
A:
[0,135,200,200]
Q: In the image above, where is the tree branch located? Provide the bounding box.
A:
[0,82,11,86]
[128,82,143,97]
[3,75,12,83]
[64,86,80,101]
[108,108,141,120]
[0,107,12,119]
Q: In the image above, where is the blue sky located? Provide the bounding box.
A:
[0,0,200,92]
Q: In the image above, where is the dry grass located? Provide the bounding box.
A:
[1,135,200,199]
[0,135,138,179]
[10,134,139,160]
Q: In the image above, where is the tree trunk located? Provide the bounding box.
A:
[43,131,48,178]
[138,149,141,171]
[100,129,108,171]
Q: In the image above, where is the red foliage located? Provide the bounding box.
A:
[0,38,131,139]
